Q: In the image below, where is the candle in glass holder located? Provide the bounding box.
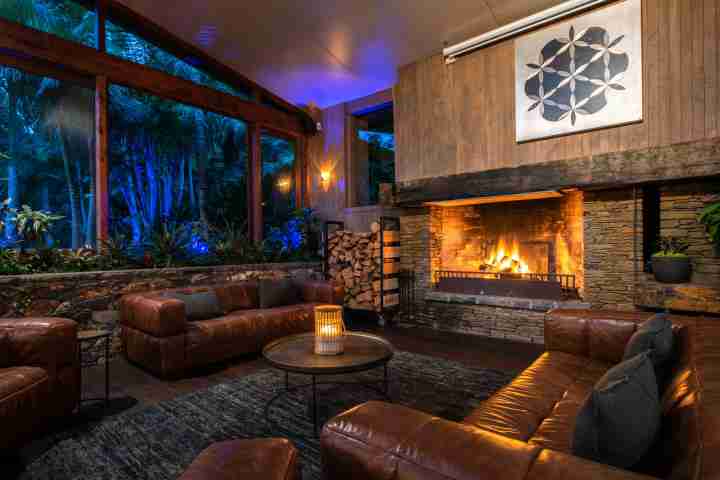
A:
[314,305,345,355]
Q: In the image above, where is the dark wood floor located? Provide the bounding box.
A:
[82,322,544,415]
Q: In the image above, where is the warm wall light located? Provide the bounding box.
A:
[320,170,331,183]
[277,177,291,193]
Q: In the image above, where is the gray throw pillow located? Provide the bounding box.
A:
[624,313,674,366]
[164,291,222,321]
[259,279,300,309]
[572,351,660,468]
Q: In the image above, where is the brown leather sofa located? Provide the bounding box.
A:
[119,279,343,377]
[321,309,716,480]
[0,318,80,451]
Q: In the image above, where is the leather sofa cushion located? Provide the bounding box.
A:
[164,291,223,321]
[214,282,259,314]
[185,304,316,364]
[573,352,660,468]
[0,366,48,401]
[464,351,612,449]
[0,331,9,368]
[259,279,300,309]
[178,438,300,480]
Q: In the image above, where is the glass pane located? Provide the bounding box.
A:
[0,64,95,248]
[358,130,395,205]
[108,85,249,252]
[0,0,97,47]
[106,21,251,100]
[261,135,296,238]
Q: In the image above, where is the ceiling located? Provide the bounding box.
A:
[117,0,566,109]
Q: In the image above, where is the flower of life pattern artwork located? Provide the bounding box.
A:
[515,0,643,142]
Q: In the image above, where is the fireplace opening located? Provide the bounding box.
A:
[432,191,584,301]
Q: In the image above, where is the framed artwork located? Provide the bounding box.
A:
[515,0,643,142]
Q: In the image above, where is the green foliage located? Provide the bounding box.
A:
[97,233,135,270]
[0,249,30,275]
[144,223,192,268]
[654,236,690,258]
[13,205,64,245]
[0,198,13,231]
[699,201,720,247]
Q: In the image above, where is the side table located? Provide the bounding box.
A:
[78,330,112,407]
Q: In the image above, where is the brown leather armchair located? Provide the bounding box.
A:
[321,310,717,480]
[0,318,80,451]
[119,279,344,377]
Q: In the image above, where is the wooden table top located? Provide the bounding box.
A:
[263,332,394,375]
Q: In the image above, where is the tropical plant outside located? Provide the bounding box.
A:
[699,201,720,248]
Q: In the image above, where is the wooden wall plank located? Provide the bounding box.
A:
[646,0,661,147]
[692,0,706,140]
[395,0,719,184]
[707,0,719,138]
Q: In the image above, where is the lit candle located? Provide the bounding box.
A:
[314,305,345,355]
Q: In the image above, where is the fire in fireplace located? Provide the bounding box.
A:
[432,191,584,300]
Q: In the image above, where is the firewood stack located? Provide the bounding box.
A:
[327,222,383,311]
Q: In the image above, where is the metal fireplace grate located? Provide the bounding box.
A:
[435,270,579,300]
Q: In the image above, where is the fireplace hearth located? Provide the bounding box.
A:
[433,190,585,301]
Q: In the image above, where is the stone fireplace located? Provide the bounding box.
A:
[397,175,720,345]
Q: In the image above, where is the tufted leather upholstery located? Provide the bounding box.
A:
[0,318,79,451]
[178,438,301,480]
[119,279,343,377]
[321,309,716,480]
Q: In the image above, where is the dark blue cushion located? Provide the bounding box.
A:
[624,313,674,366]
[573,351,660,468]
[164,290,222,321]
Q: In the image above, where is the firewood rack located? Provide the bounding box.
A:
[378,216,401,326]
[322,221,345,280]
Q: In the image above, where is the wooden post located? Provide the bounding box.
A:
[248,123,263,243]
[95,75,109,244]
[294,136,305,208]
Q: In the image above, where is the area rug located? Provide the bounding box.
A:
[20,351,514,480]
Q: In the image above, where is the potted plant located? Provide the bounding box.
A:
[699,200,720,256]
[651,236,692,284]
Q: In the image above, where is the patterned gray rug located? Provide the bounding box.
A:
[20,351,513,480]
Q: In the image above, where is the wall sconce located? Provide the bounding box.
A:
[277,177,291,193]
[320,169,332,192]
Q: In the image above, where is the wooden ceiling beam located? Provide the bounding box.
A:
[0,17,306,135]
[90,0,314,130]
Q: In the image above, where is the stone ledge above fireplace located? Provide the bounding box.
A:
[425,290,590,312]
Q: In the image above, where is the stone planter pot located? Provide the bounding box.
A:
[651,256,692,284]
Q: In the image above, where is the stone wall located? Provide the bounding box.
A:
[0,262,322,361]
[584,181,720,311]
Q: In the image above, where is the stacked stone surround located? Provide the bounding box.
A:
[0,262,322,361]
[398,179,720,343]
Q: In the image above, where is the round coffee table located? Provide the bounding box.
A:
[263,332,394,437]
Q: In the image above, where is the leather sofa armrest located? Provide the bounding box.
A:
[321,401,656,480]
[296,280,344,305]
[118,294,187,337]
[0,318,77,371]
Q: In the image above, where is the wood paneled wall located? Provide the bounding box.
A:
[394,0,720,183]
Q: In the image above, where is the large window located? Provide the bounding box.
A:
[0,65,95,248]
[0,0,97,47]
[107,22,250,100]
[109,85,248,248]
[262,135,296,238]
